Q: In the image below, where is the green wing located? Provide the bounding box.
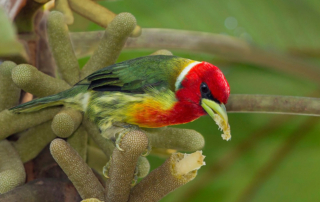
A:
[78,55,192,93]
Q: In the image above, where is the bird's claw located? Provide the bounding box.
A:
[103,157,112,178]
[114,124,140,152]
[115,130,127,151]
[141,141,152,157]
[131,166,139,186]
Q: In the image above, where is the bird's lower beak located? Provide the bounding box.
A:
[201,98,231,140]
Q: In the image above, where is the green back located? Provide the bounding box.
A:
[78,55,192,93]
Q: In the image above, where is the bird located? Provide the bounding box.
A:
[10,55,231,148]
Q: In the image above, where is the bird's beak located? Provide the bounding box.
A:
[201,98,231,140]
[201,99,228,127]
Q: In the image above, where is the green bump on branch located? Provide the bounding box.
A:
[136,156,150,179]
[11,64,70,97]
[81,198,104,202]
[52,108,83,138]
[129,151,205,202]
[106,130,148,202]
[0,107,61,140]
[47,11,80,85]
[67,125,88,160]
[68,0,141,37]
[144,127,205,151]
[80,12,137,79]
[50,139,105,201]
[0,140,26,194]
[227,94,320,116]
[13,121,56,163]
[55,0,74,24]
[0,61,20,111]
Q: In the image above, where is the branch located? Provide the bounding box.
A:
[50,139,105,201]
[227,94,320,116]
[70,29,320,85]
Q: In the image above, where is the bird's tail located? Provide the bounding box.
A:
[10,85,86,113]
[10,94,65,113]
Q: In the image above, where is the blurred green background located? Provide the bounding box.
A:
[72,0,320,201]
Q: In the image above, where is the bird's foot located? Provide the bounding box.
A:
[131,166,139,186]
[115,124,140,151]
[141,141,152,157]
[102,156,112,178]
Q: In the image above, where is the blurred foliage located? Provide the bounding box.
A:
[0,8,26,58]
[73,0,320,202]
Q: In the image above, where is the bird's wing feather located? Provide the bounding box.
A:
[77,55,189,93]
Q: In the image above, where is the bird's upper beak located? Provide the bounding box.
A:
[201,98,231,140]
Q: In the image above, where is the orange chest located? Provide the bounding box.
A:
[125,100,205,128]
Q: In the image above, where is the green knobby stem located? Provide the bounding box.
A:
[13,120,56,163]
[0,140,26,194]
[106,130,148,202]
[80,13,137,79]
[143,127,205,152]
[128,152,204,202]
[52,108,83,138]
[11,64,70,98]
[55,0,74,24]
[0,61,20,111]
[68,0,141,37]
[47,11,80,85]
[0,107,61,140]
[50,139,105,201]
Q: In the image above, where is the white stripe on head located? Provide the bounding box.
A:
[175,61,201,91]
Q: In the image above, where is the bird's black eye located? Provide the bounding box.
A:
[200,82,220,104]
[200,83,209,94]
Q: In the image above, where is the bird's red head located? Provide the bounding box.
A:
[175,61,230,105]
[174,61,230,138]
